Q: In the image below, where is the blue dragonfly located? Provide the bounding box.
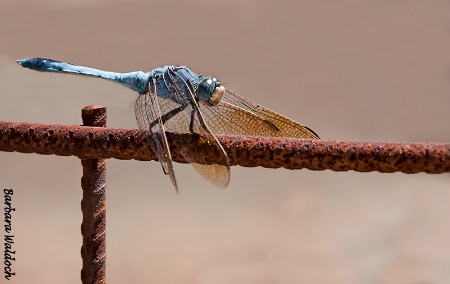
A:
[17,58,320,191]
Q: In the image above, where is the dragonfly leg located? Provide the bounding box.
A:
[189,108,196,133]
[149,106,185,128]
[195,109,209,130]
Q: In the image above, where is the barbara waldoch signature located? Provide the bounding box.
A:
[4,188,16,280]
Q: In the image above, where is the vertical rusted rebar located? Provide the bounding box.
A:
[80,105,107,284]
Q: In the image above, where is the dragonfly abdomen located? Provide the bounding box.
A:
[17,57,149,93]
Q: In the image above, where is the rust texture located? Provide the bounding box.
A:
[1,120,450,174]
[80,106,106,284]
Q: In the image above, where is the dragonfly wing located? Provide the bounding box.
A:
[134,81,178,191]
[250,106,320,138]
[192,162,230,188]
[190,106,230,188]
[197,100,282,137]
[159,71,230,188]
[203,89,320,139]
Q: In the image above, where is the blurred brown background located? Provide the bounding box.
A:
[1,1,450,283]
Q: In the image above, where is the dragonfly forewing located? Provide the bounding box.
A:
[197,100,282,137]
[193,91,319,139]
[220,89,320,139]
[135,82,178,191]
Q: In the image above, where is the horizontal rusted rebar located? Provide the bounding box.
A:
[1,120,449,174]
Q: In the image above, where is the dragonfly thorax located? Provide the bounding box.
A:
[197,77,225,106]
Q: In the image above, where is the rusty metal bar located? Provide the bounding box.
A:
[80,106,106,284]
[0,120,449,174]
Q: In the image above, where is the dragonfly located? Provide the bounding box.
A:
[17,57,320,191]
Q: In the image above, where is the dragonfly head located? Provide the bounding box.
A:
[197,77,225,106]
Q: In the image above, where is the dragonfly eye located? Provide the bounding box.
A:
[197,77,225,106]
[209,82,225,106]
